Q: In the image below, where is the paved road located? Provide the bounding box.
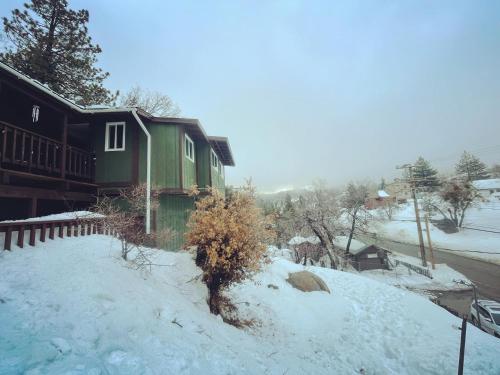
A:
[357,235,500,316]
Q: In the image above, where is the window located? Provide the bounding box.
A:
[185,134,195,162]
[211,149,218,169]
[105,122,126,151]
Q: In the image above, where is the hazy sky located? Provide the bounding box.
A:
[2,0,500,192]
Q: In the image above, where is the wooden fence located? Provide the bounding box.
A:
[394,259,433,279]
[0,218,108,251]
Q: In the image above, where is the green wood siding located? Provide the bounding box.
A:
[93,120,133,184]
[148,124,180,189]
[156,194,195,250]
[183,154,196,189]
[211,163,225,194]
[195,143,210,189]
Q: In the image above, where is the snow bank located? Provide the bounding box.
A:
[1,236,499,374]
[0,211,103,224]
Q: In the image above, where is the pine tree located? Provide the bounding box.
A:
[413,157,440,190]
[1,0,116,106]
[455,151,490,181]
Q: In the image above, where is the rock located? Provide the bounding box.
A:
[286,271,330,293]
[267,284,279,290]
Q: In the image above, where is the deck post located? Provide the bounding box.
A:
[61,115,68,179]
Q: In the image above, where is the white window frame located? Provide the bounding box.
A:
[185,133,195,162]
[105,122,126,152]
[211,149,219,170]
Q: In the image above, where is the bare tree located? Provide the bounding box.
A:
[295,182,342,269]
[342,183,370,254]
[89,184,174,270]
[381,198,399,220]
[120,85,180,116]
[439,180,480,228]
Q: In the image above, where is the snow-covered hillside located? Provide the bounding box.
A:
[372,200,500,264]
[1,236,499,374]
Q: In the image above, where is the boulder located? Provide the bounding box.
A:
[286,271,330,293]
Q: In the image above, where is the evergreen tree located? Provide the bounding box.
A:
[413,157,440,190]
[455,151,490,181]
[379,178,386,190]
[1,0,116,106]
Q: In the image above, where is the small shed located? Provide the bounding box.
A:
[348,244,389,271]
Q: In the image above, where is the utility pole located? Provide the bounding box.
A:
[397,164,427,267]
[424,214,436,270]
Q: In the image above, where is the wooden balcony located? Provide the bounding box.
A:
[0,121,95,182]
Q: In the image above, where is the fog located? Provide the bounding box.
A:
[2,0,499,191]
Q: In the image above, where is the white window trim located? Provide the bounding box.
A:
[105,121,126,152]
[185,133,195,162]
[211,149,219,170]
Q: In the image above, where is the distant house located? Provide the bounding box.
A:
[472,179,500,200]
[365,190,394,210]
[385,179,412,203]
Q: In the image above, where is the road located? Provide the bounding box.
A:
[357,235,500,316]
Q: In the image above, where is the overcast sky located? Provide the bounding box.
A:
[2,0,500,192]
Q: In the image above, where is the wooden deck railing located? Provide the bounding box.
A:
[0,218,109,250]
[0,121,95,181]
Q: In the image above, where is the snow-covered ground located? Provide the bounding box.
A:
[363,252,471,295]
[372,200,500,264]
[1,235,500,374]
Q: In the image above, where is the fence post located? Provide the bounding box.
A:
[29,224,36,246]
[40,223,46,242]
[49,223,55,240]
[458,317,467,375]
[17,225,24,248]
[4,226,12,251]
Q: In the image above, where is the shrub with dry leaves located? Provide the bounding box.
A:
[185,184,275,315]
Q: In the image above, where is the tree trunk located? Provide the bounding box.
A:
[311,226,336,269]
[346,212,357,254]
[458,202,471,228]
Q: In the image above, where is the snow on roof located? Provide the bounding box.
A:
[288,236,320,245]
[333,236,367,253]
[378,190,390,198]
[472,178,500,190]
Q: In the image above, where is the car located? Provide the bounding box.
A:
[470,300,500,338]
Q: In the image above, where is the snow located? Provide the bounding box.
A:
[473,179,500,190]
[0,211,103,224]
[288,235,320,245]
[372,201,500,264]
[1,235,500,374]
[378,190,390,198]
[332,235,366,252]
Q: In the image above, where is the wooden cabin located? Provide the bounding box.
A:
[0,61,234,249]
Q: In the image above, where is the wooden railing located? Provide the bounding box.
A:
[0,218,108,250]
[0,121,94,181]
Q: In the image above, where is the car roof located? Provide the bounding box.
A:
[478,300,500,312]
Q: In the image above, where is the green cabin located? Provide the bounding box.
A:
[0,61,235,249]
